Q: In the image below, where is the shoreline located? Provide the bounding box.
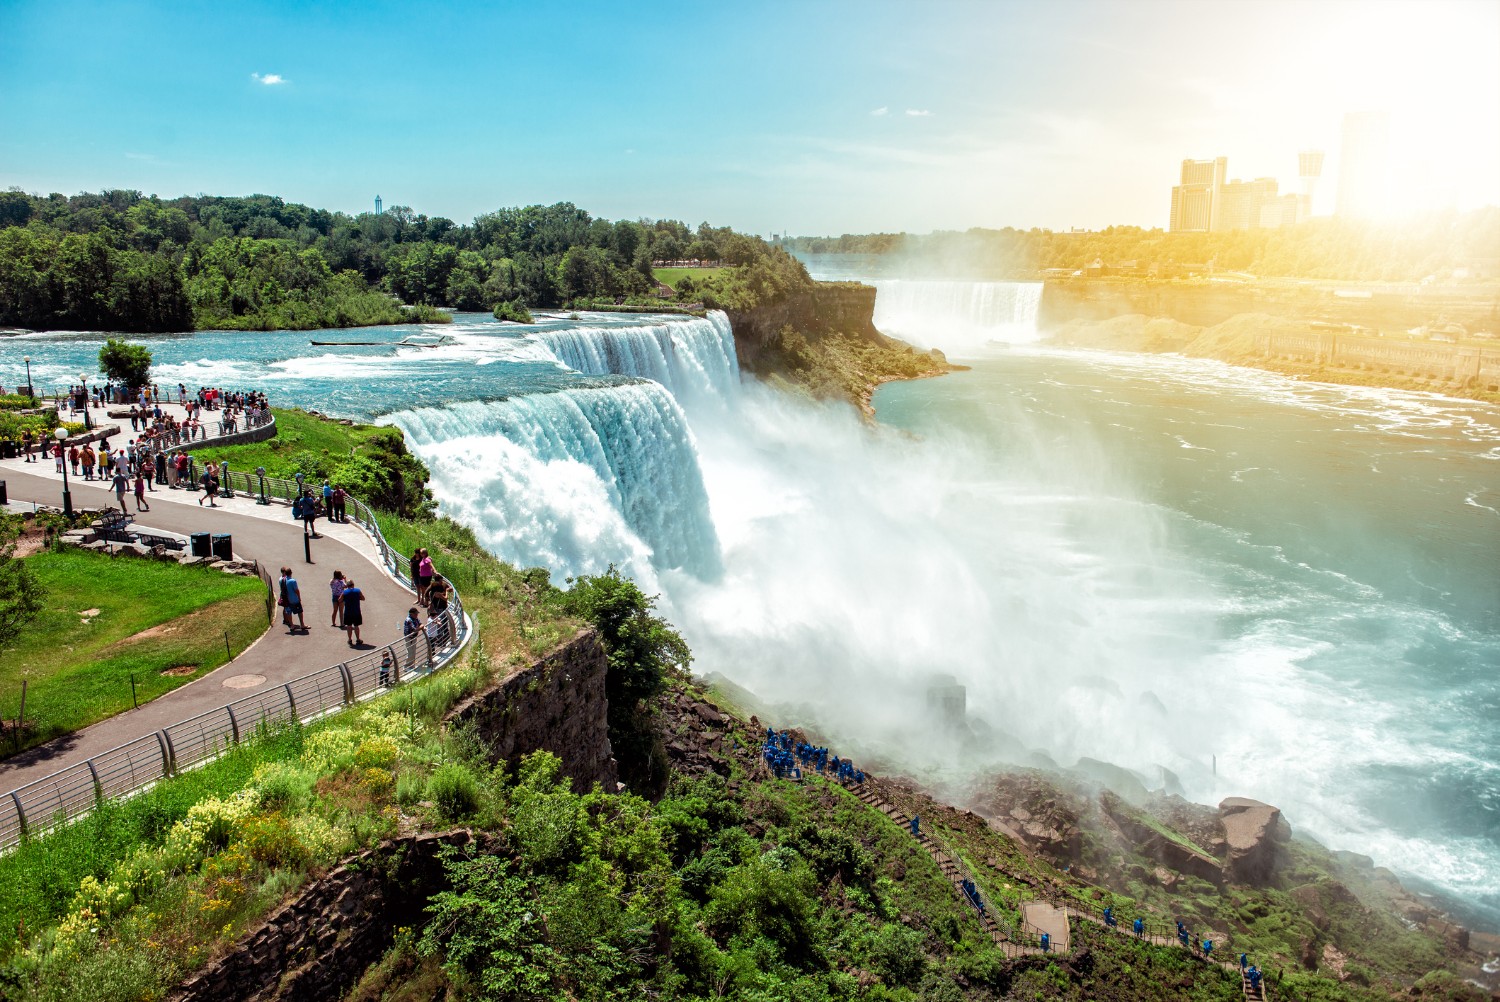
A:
[858,362,969,420]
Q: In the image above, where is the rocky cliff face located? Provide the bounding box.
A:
[726,282,889,373]
[445,629,617,792]
[168,830,471,1002]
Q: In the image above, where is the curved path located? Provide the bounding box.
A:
[0,459,416,793]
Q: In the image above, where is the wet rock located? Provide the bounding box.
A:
[1218,797,1290,885]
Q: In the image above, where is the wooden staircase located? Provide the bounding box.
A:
[754,743,1268,999]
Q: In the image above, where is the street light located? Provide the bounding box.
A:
[22,357,32,399]
[54,427,73,519]
[293,472,311,563]
[255,466,269,505]
[77,373,92,430]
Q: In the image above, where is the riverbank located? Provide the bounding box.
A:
[1044,312,1500,405]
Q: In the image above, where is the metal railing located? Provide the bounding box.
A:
[0,596,465,850]
[0,415,476,852]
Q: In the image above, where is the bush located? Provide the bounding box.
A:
[426,763,480,820]
[492,300,533,324]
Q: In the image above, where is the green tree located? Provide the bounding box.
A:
[0,553,46,649]
[562,567,690,791]
[98,338,152,388]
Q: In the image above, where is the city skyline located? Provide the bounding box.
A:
[1,0,1497,236]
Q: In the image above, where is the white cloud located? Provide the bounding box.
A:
[250,72,286,86]
[870,106,889,117]
[905,108,932,117]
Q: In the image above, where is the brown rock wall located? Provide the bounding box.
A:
[167,830,469,1002]
[445,629,618,792]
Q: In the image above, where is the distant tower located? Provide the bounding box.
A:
[1297,150,1324,222]
[374,194,383,215]
[1337,112,1390,220]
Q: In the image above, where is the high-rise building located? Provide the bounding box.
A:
[374,194,383,215]
[1297,150,1325,221]
[1336,112,1389,220]
[1218,177,1282,231]
[1169,157,1226,232]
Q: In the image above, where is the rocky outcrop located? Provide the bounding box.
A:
[168,830,470,1002]
[444,629,617,792]
[1100,791,1224,888]
[726,282,889,372]
[1218,796,1290,885]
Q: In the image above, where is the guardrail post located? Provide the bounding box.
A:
[226,705,241,744]
[284,682,298,720]
[159,730,178,775]
[423,627,435,671]
[85,760,103,804]
[10,791,27,839]
[338,663,355,704]
[154,730,173,776]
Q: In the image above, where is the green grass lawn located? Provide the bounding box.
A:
[653,267,728,290]
[0,549,269,757]
[196,407,379,480]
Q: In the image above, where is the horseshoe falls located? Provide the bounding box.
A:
[869,279,1045,354]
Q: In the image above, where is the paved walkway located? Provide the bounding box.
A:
[0,456,416,794]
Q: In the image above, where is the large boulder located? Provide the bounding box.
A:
[1219,797,1290,885]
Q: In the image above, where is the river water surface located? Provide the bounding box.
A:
[8,284,1498,925]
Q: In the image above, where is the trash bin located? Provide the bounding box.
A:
[211,533,233,561]
[0,480,7,505]
[190,532,211,558]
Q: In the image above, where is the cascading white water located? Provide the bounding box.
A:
[871,280,1043,354]
[390,382,722,582]
[537,311,740,405]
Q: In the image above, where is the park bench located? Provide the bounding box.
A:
[98,527,139,545]
[137,532,185,551]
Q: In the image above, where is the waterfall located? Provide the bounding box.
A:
[871,280,1043,354]
[537,311,740,404]
[390,382,722,582]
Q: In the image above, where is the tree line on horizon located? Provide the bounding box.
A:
[783,208,1500,283]
[0,189,810,333]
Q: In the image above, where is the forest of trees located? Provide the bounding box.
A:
[784,208,1500,283]
[0,189,809,333]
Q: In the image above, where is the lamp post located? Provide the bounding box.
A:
[23,357,32,399]
[294,472,311,563]
[78,373,92,430]
[255,466,269,505]
[55,427,73,519]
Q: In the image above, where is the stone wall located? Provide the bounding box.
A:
[445,629,618,792]
[1254,329,1500,389]
[159,416,278,455]
[167,830,471,1002]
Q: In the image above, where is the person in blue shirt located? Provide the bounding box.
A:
[341,578,365,647]
[1239,952,1249,971]
[1103,906,1115,927]
[1040,932,1050,952]
[910,815,920,837]
[1133,917,1144,938]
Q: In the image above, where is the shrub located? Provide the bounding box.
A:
[492,300,534,324]
[426,763,480,820]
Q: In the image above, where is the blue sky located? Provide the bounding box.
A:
[2,0,1496,235]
